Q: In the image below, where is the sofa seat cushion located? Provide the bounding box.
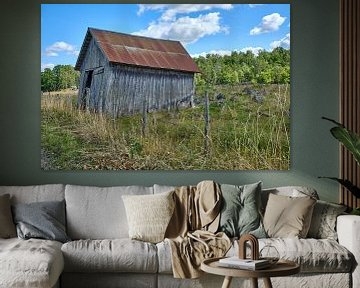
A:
[0,238,64,288]
[61,239,158,273]
[230,238,353,273]
[157,238,354,274]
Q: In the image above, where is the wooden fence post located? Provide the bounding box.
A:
[142,98,147,137]
[204,90,210,156]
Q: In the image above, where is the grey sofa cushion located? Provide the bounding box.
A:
[62,239,158,273]
[65,185,153,239]
[0,184,65,204]
[12,200,70,243]
[0,238,64,288]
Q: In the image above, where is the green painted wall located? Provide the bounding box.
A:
[0,0,340,202]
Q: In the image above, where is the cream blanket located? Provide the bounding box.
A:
[165,181,231,278]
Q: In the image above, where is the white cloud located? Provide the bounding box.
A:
[240,46,265,56]
[191,46,265,58]
[45,41,79,57]
[41,63,55,71]
[249,4,264,8]
[45,51,58,57]
[138,4,233,21]
[137,4,168,15]
[191,50,232,58]
[250,13,286,35]
[270,33,290,49]
[133,12,227,45]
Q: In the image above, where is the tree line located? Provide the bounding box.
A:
[194,47,290,86]
[41,65,80,92]
[41,47,289,92]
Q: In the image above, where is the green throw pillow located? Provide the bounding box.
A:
[218,182,266,238]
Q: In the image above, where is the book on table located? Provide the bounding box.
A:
[218,257,271,270]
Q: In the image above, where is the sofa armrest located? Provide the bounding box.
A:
[337,215,360,288]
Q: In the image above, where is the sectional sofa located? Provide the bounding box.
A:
[0,183,359,288]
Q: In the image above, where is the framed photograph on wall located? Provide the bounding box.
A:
[41,3,290,170]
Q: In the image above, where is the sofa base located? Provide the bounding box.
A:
[157,272,352,288]
[60,273,157,288]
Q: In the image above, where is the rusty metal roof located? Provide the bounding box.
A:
[75,28,200,73]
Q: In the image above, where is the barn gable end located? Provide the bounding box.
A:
[75,28,200,117]
[77,35,109,112]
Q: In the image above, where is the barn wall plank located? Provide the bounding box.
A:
[105,64,195,117]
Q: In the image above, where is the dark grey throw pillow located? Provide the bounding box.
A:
[12,200,70,243]
[218,182,266,238]
[0,194,17,238]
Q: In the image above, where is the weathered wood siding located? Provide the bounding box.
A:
[77,38,108,111]
[104,64,195,117]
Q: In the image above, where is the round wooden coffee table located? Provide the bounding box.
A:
[201,257,300,288]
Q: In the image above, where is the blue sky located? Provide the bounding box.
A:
[41,4,290,71]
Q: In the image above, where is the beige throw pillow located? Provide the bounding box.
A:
[0,194,17,238]
[263,193,316,238]
[122,191,175,243]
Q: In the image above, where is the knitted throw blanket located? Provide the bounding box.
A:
[165,181,231,278]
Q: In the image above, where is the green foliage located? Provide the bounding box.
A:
[320,117,360,199]
[319,177,360,199]
[41,121,85,169]
[351,208,360,215]
[41,68,56,92]
[322,117,360,165]
[128,138,143,158]
[41,65,80,92]
[194,48,290,86]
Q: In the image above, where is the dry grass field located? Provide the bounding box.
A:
[41,84,290,170]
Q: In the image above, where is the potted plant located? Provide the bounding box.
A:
[320,117,360,215]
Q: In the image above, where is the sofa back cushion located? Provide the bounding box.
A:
[65,185,153,239]
[0,184,65,204]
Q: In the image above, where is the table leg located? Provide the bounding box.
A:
[263,277,273,288]
[221,276,233,288]
[251,278,258,288]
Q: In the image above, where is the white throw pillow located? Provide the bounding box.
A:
[122,191,175,243]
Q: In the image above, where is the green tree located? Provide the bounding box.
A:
[41,68,56,92]
[51,65,79,90]
[193,47,290,86]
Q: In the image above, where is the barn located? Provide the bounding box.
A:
[75,28,200,117]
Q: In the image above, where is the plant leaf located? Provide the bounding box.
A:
[330,127,360,165]
[322,117,360,165]
[319,177,360,199]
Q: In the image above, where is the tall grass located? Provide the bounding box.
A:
[41,84,290,170]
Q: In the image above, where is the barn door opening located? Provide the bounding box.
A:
[85,70,94,88]
[80,70,94,110]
